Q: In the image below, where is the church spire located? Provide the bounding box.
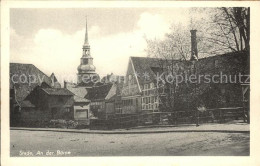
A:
[77,17,99,86]
[84,16,89,45]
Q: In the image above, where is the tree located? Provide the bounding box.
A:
[146,32,193,125]
[145,7,250,124]
[146,24,191,61]
[146,7,250,59]
[196,7,250,54]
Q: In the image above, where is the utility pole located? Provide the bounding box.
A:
[190,29,199,127]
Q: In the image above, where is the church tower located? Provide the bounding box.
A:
[77,18,98,86]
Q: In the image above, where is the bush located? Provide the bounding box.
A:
[48,119,78,129]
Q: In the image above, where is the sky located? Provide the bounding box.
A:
[10,8,194,83]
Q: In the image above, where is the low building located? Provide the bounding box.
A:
[65,81,93,124]
[26,87,74,120]
[85,82,122,119]
[10,63,74,127]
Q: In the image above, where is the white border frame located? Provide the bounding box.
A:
[2,1,260,166]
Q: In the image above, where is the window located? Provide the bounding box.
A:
[76,109,87,113]
[129,74,132,80]
[128,75,134,85]
[151,96,154,103]
[83,59,88,64]
[151,104,154,109]
[150,89,154,95]
[155,96,158,103]
[122,99,134,106]
[155,103,158,109]
[150,83,154,89]
[221,88,226,94]
[141,96,159,111]
[215,60,219,68]
[65,108,70,112]
[116,107,122,114]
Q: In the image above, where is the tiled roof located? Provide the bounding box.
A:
[74,95,90,103]
[130,57,178,85]
[130,51,249,86]
[85,83,113,101]
[20,100,35,108]
[198,50,248,61]
[66,86,90,103]
[66,86,88,98]
[13,84,36,103]
[10,63,53,105]
[105,83,117,100]
[101,73,125,83]
[10,63,52,88]
[41,88,74,96]
[64,97,74,107]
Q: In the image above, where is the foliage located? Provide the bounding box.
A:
[146,7,250,59]
[203,7,250,53]
[49,119,78,128]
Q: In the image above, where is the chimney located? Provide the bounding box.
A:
[190,30,198,61]
[64,81,67,89]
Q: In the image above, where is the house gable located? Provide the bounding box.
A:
[121,58,141,97]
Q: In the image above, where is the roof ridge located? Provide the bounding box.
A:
[10,62,34,65]
[10,62,52,81]
[197,51,247,60]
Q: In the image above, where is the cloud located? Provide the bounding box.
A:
[90,12,171,76]
[137,12,171,39]
[89,25,101,38]
[10,12,172,84]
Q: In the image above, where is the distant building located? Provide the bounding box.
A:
[101,73,125,84]
[50,73,61,88]
[72,19,125,121]
[64,81,93,124]
[85,82,123,120]
[77,19,99,87]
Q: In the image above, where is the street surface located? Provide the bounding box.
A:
[10,130,249,156]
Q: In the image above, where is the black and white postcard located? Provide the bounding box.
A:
[1,1,260,166]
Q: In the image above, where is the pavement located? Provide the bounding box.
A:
[10,120,249,134]
[10,129,250,156]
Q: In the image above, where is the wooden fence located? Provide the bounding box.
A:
[89,107,249,130]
